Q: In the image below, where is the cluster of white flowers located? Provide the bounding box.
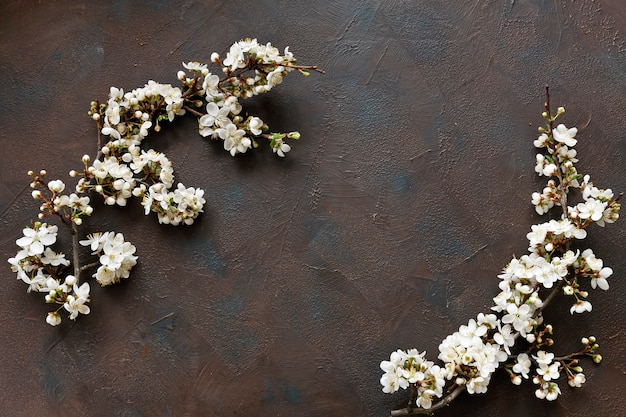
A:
[81,82,206,222]
[29,173,94,225]
[8,223,90,326]
[10,39,318,327]
[217,38,297,95]
[136,182,206,225]
[381,103,620,413]
[80,232,137,286]
[175,38,316,157]
[380,349,447,409]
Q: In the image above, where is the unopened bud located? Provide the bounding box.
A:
[210,52,220,63]
[177,70,186,81]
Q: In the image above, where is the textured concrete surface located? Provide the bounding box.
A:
[0,1,625,416]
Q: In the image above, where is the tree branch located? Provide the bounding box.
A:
[390,385,465,416]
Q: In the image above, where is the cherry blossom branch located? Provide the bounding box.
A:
[381,89,621,414]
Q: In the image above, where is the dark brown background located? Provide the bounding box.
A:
[1,1,625,416]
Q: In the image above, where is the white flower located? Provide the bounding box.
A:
[64,295,90,320]
[47,179,65,193]
[46,312,62,326]
[591,267,611,290]
[266,66,285,88]
[198,102,231,137]
[512,353,531,379]
[222,42,246,71]
[73,282,91,300]
[249,117,264,135]
[552,124,577,147]
[219,123,251,156]
[501,303,533,334]
[79,232,105,252]
[272,137,291,157]
[182,61,208,75]
[416,389,436,409]
[570,300,592,314]
[202,73,220,96]
[535,381,561,401]
[16,223,58,256]
[532,263,561,288]
[380,352,409,394]
[493,323,515,354]
[533,350,554,365]
[568,373,586,388]
[40,247,70,267]
[536,362,560,381]
[534,133,549,148]
[577,198,607,222]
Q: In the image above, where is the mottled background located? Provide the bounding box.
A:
[0,1,625,416]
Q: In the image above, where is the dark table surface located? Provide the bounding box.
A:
[1,1,625,416]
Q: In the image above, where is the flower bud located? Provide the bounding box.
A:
[210,52,220,63]
[92,113,101,121]
[74,217,83,226]
[177,70,186,81]
[82,155,91,163]
[46,312,62,326]
[593,354,602,363]
[32,190,42,199]
[65,275,77,286]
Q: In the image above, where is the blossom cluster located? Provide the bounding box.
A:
[81,81,205,224]
[381,102,620,413]
[76,38,317,222]
[177,38,311,157]
[9,40,319,326]
[80,232,137,286]
[8,222,91,326]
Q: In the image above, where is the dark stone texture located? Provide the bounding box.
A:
[1,1,625,416]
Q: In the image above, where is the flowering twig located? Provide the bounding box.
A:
[381,89,621,414]
[8,38,321,326]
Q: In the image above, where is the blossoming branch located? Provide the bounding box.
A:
[380,87,621,416]
[8,38,322,326]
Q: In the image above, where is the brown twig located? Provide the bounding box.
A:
[390,385,465,416]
